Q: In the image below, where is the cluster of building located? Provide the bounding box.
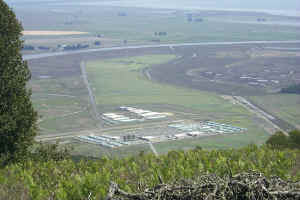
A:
[101,106,171,124]
[76,135,142,148]
[239,76,280,87]
[77,135,123,148]
[120,106,169,120]
[102,113,137,123]
[168,121,246,136]
[76,121,247,149]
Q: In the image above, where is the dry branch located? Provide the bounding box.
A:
[107,172,300,200]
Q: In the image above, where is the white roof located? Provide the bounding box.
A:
[119,119,137,122]
[113,117,130,120]
[188,131,203,135]
[175,133,187,137]
[103,113,118,116]
[146,116,166,119]
[142,112,161,117]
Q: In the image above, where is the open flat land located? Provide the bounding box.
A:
[26,41,300,157]
[86,54,249,113]
[249,94,300,130]
[14,3,300,54]
[150,44,300,96]
[16,2,299,156]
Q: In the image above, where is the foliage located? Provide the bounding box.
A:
[0,145,299,199]
[289,130,300,149]
[266,130,300,149]
[281,84,300,94]
[266,131,290,149]
[0,171,30,200]
[0,0,38,162]
[29,142,72,162]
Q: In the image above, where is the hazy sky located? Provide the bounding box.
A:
[7,0,300,16]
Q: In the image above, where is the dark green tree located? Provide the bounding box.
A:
[0,0,37,160]
[289,129,300,149]
[266,131,289,149]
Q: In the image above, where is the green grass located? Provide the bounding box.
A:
[69,141,152,158]
[249,94,300,129]
[85,54,269,150]
[87,55,245,113]
[154,117,269,153]
[23,6,300,50]
[29,77,98,135]
[38,111,97,134]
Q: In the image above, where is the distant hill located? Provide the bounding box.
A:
[8,0,300,14]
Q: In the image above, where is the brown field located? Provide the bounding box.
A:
[150,44,300,96]
[28,43,300,95]
[22,31,89,36]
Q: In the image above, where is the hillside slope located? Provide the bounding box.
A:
[0,145,299,199]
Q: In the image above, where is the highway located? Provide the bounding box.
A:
[23,40,300,61]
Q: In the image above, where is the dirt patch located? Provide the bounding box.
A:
[150,44,300,96]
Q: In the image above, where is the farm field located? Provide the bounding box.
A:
[26,43,299,156]
[83,54,269,153]
[12,2,300,54]
[249,94,300,130]
[28,77,98,135]
[150,44,300,96]
[86,55,248,112]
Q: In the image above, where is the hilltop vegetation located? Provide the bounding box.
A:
[0,144,300,199]
[267,130,300,149]
[1,1,300,199]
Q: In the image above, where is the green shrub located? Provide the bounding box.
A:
[266,130,300,149]
[266,131,290,149]
[0,145,298,199]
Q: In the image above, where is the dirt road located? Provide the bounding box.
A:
[80,61,103,128]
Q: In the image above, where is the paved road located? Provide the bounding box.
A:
[80,61,103,128]
[148,142,159,156]
[233,96,288,136]
[23,40,300,61]
[36,119,179,141]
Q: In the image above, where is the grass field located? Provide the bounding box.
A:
[17,5,300,52]
[249,94,300,129]
[84,54,270,152]
[29,77,98,135]
[87,55,246,113]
